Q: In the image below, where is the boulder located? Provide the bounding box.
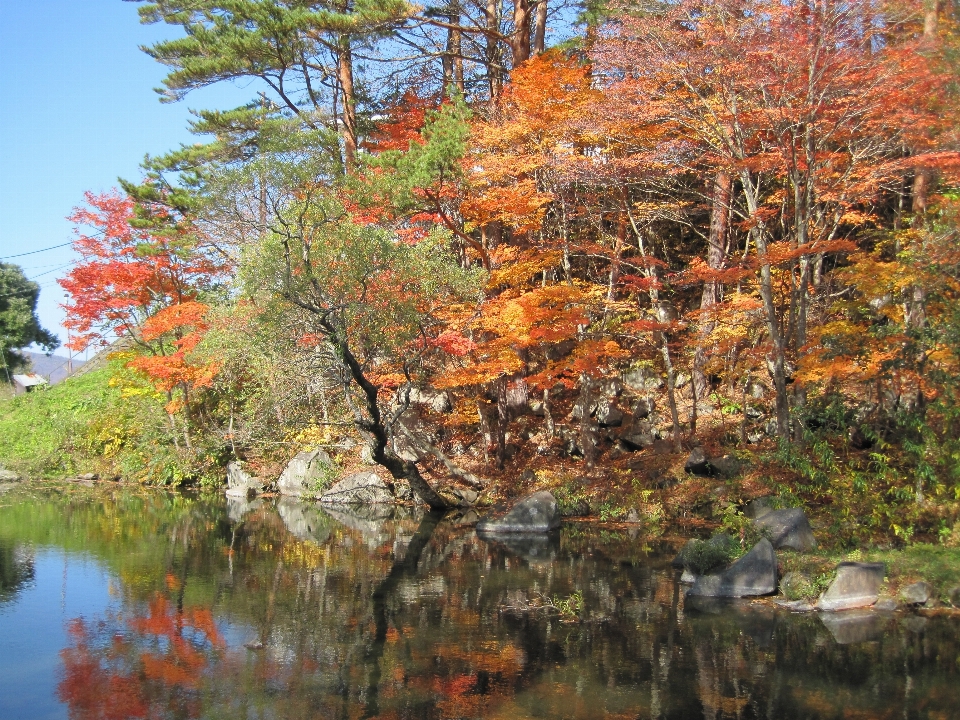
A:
[476,490,561,533]
[874,597,898,612]
[407,387,453,413]
[631,397,654,419]
[948,586,960,608]
[744,497,775,519]
[620,421,658,450]
[277,449,334,498]
[594,398,623,427]
[688,538,777,598]
[596,377,625,398]
[816,562,885,611]
[753,508,817,552]
[0,468,22,483]
[622,367,662,392]
[450,487,479,506]
[225,461,265,499]
[709,455,742,478]
[899,581,934,606]
[684,447,713,476]
[319,471,395,505]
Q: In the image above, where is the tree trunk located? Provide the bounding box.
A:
[325,321,451,510]
[451,4,464,95]
[533,0,547,55]
[578,374,597,468]
[511,0,533,65]
[741,171,790,437]
[692,171,731,401]
[486,0,503,100]
[337,37,358,173]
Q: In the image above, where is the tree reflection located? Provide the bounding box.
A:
[8,489,956,720]
[0,541,34,605]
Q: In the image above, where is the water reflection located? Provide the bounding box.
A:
[0,488,958,719]
[0,540,34,604]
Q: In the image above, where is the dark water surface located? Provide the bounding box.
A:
[1,486,958,719]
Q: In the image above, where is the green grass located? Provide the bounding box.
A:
[0,369,117,478]
[778,544,960,602]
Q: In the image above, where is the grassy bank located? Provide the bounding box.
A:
[0,369,117,478]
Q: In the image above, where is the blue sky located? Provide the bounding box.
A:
[0,1,247,358]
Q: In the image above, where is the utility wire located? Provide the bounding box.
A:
[0,242,74,260]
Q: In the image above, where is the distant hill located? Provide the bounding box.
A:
[19,352,86,385]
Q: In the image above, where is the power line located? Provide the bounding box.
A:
[0,242,74,260]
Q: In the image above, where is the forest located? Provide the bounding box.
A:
[6,0,960,546]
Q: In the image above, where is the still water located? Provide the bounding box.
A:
[0,485,958,719]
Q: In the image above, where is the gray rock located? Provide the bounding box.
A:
[0,469,22,483]
[450,487,479,506]
[816,562,885,611]
[277,498,334,544]
[709,455,742,478]
[620,420,658,450]
[319,471,395,505]
[622,367,663,392]
[684,447,713,476]
[225,461,265,499]
[631,397,654,419]
[407,387,453,413]
[820,609,888,644]
[594,398,623,427]
[624,508,641,524]
[680,568,698,584]
[688,538,777,598]
[874,597,898,612]
[900,581,934,606]
[744,497,775,519]
[596,377,625,398]
[948,586,960,607]
[744,404,765,420]
[754,508,817,552]
[360,444,377,465]
[277,449,334,498]
[476,491,561,533]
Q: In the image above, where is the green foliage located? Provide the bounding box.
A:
[0,369,116,478]
[0,263,59,377]
[679,533,739,574]
[550,590,584,620]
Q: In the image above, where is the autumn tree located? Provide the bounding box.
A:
[592,0,948,438]
[59,191,227,448]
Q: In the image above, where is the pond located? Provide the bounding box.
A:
[0,485,958,719]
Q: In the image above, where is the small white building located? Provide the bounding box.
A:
[12,373,48,396]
